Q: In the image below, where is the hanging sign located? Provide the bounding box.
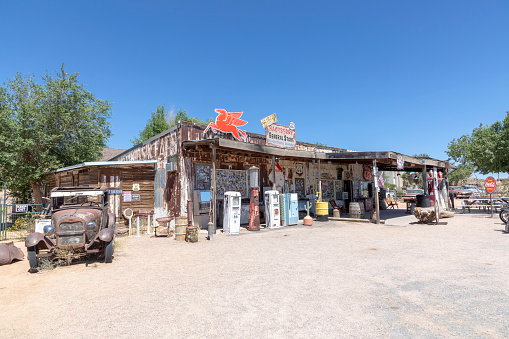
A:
[204,109,248,142]
[485,177,496,194]
[363,165,372,181]
[108,189,122,195]
[266,124,296,148]
[132,183,140,191]
[14,204,28,213]
[397,155,404,170]
[261,113,277,129]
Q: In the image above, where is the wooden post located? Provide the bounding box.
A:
[373,160,380,224]
[212,144,217,232]
[318,159,321,201]
[490,193,493,217]
[422,166,427,195]
[272,155,276,190]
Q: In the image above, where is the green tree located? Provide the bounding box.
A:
[447,112,509,175]
[448,164,474,186]
[132,107,213,145]
[130,104,170,145]
[0,65,112,203]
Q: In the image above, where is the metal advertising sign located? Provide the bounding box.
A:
[485,177,496,194]
[123,191,132,202]
[397,155,404,170]
[204,109,248,142]
[261,113,277,129]
[266,124,296,148]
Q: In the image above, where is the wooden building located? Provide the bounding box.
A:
[50,121,451,226]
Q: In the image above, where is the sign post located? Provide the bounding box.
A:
[485,177,496,217]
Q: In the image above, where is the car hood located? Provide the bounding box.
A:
[53,208,102,224]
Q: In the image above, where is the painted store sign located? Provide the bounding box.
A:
[266,124,296,148]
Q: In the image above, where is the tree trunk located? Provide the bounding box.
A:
[30,180,43,212]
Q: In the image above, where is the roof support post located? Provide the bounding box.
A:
[212,144,217,232]
[373,159,380,224]
[272,156,276,190]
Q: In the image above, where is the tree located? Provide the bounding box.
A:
[447,112,509,175]
[131,107,213,145]
[130,105,170,145]
[0,65,112,203]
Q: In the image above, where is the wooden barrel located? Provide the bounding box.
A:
[185,226,198,243]
[175,217,187,241]
[349,202,364,219]
[316,201,329,221]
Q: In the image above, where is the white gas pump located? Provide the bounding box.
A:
[223,191,241,234]
[264,190,281,228]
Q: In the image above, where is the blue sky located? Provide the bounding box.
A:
[1,1,508,175]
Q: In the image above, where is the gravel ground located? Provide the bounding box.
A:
[1,210,509,338]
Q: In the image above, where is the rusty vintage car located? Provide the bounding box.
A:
[25,186,116,272]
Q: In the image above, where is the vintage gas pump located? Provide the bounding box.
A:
[284,193,299,225]
[223,191,241,234]
[264,190,281,228]
[248,166,260,231]
[427,169,435,206]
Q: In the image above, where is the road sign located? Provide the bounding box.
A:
[485,177,496,194]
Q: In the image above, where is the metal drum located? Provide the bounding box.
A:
[316,201,329,222]
[175,217,187,241]
[185,226,198,243]
[349,202,364,219]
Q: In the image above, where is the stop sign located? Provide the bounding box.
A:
[485,177,496,194]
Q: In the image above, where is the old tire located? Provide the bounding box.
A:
[499,210,509,224]
[27,246,38,273]
[104,240,113,263]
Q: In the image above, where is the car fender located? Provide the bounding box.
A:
[0,242,24,265]
[25,232,54,250]
[98,228,114,242]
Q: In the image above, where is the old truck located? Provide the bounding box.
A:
[25,186,116,272]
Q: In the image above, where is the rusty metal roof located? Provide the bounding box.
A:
[54,160,158,173]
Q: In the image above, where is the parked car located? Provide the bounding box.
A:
[25,186,116,272]
[449,186,472,198]
[402,188,424,201]
[461,185,483,197]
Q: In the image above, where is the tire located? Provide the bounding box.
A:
[104,240,113,263]
[499,210,509,224]
[27,246,39,273]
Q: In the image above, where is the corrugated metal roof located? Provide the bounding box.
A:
[54,160,158,173]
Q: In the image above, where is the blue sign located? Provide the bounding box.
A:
[108,190,122,195]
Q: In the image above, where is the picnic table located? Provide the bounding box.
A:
[460,197,509,213]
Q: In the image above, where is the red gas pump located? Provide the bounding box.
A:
[427,170,435,206]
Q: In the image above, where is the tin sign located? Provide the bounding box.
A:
[266,124,296,148]
[123,191,132,202]
[485,177,496,194]
[261,113,277,129]
[397,155,404,170]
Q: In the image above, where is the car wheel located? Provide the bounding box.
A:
[499,210,509,224]
[27,246,39,273]
[104,240,113,263]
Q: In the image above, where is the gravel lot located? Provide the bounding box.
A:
[1,210,509,338]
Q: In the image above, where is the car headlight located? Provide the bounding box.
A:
[43,225,55,237]
[86,221,97,231]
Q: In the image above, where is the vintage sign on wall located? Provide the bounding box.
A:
[204,109,248,142]
[123,191,132,202]
[266,124,296,148]
[261,113,277,129]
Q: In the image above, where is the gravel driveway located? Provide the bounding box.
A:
[1,212,509,338]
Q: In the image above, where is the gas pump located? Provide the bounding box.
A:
[264,190,280,228]
[427,170,435,206]
[223,191,241,234]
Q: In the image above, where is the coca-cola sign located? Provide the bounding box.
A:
[484,177,496,194]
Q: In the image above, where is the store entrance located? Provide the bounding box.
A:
[343,180,352,213]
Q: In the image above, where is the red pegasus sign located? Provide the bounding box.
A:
[204,109,248,141]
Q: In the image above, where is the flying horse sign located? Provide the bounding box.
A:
[204,109,248,142]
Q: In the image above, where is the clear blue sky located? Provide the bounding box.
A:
[1,1,508,172]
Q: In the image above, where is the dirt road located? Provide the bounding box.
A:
[1,213,509,338]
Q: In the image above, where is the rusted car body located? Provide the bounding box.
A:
[0,241,24,266]
[25,187,116,272]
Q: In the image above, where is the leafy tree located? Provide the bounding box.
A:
[0,65,112,203]
[132,107,213,145]
[447,112,509,175]
[130,105,170,145]
[448,164,474,186]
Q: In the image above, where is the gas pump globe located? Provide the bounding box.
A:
[248,166,260,231]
